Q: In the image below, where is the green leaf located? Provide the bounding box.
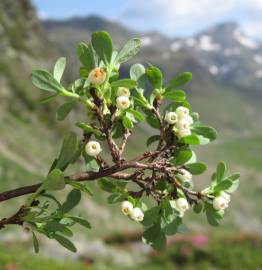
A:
[40,93,58,104]
[111,79,137,88]
[43,169,65,191]
[31,70,63,93]
[32,232,39,254]
[163,90,186,101]
[56,101,76,121]
[98,178,117,193]
[163,217,182,235]
[170,148,192,166]
[44,221,73,237]
[60,189,82,213]
[127,109,145,122]
[91,31,113,64]
[130,64,145,81]
[142,206,160,227]
[214,180,232,193]
[225,174,240,193]
[146,66,163,89]
[216,161,227,182]
[69,216,91,229]
[123,115,133,129]
[107,193,126,204]
[77,42,95,72]
[53,234,77,253]
[146,135,160,147]
[76,122,102,137]
[192,125,217,141]
[143,223,166,251]
[193,203,203,214]
[56,132,79,171]
[161,200,175,227]
[112,121,124,139]
[186,162,207,175]
[146,114,160,129]
[68,181,93,196]
[116,38,141,64]
[168,72,192,88]
[85,155,100,172]
[53,57,66,83]
[182,134,200,145]
[205,203,223,226]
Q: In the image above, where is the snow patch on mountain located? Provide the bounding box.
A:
[234,29,258,49]
[186,38,196,47]
[255,70,262,78]
[254,54,262,64]
[209,65,219,75]
[170,41,182,52]
[224,47,241,56]
[141,36,152,47]
[198,35,221,51]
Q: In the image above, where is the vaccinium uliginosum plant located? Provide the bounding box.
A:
[0,31,240,252]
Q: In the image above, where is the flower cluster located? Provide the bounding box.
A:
[121,201,144,222]
[165,106,194,138]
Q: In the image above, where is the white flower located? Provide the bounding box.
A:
[213,196,229,211]
[176,198,189,212]
[116,96,130,110]
[220,191,231,203]
[165,112,178,125]
[176,119,191,130]
[88,67,106,85]
[177,128,191,138]
[121,201,133,216]
[130,207,144,222]
[177,169,192,182]
[183,114,194,125]
[176,106,190,118]
[117,87,130,97]
[86,141,102,157]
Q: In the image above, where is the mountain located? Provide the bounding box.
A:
[0,0,61,183]
[42,16,262,133]
[170,22,262,98]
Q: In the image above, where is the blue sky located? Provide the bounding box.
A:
[32,0,262,40]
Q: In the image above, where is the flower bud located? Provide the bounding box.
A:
[116,96,130,110]
[176,198,189,212]
[130,207,144,222]
[117,87,130,97]
[176,106,190,118]
[177,169,192,182]
[88,67,106,85]
[213,196,229,211]
[121,201,133,216]
[165,112,178,125]
[86,141,102,157]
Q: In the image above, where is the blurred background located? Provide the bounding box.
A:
[0,0,262,269]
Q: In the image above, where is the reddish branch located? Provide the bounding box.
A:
[0,88,203,230]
